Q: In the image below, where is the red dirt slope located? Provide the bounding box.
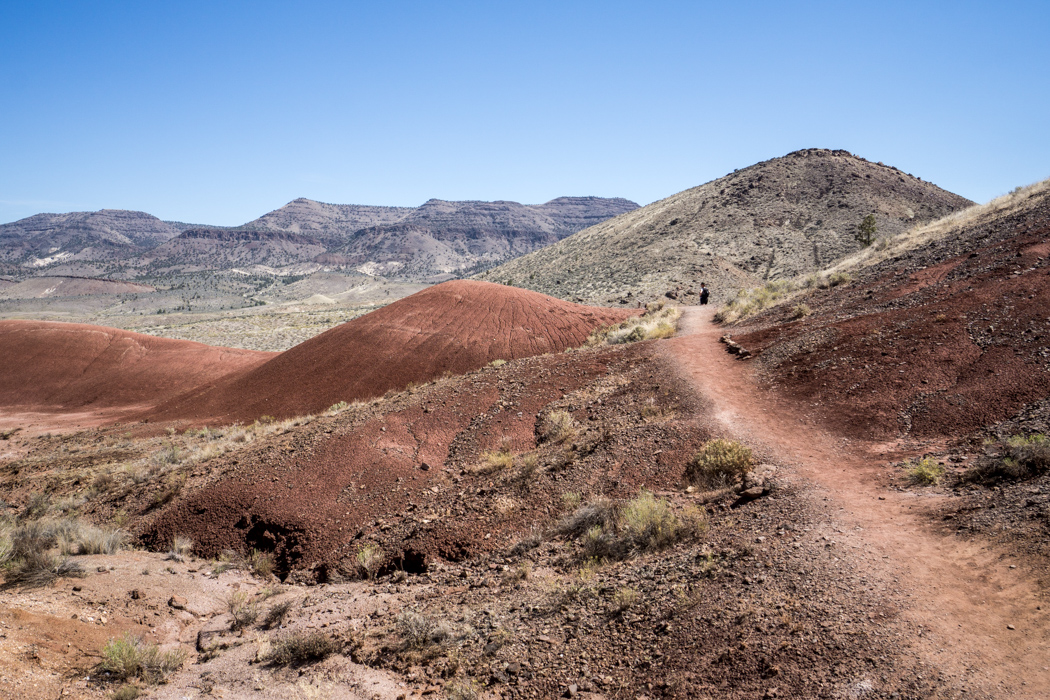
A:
[146,280,636,424]
[727,185,1050,441]
[0,321,273,426]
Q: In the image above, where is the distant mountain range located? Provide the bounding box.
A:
[0,197,639,283]
[483,149,973,304]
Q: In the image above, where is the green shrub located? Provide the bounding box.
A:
[563,491,703,561]
[265,631,339,666]
[907,457,944,485]
[99,634,186,683]
[965,434,1050,483]
[687,439,754,487]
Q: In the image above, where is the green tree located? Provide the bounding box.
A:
[856,214,877,246]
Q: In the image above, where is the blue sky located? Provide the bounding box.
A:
[2,1,1047,226]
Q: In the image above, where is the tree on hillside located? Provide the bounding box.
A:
[856,214,877,247]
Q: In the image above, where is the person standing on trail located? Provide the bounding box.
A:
[699,283,710,305]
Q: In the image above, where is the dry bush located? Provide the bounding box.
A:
[98,634,186,684]
[790,303,812,320]
[540,410,577,444]
[620,490,682,551]
[262,599,293,629]
[597,303,682,345]
[356,543,384,580]
[166,535,193,562]
[611,586,640,613]
[687,438,754,488]
[4,549,84,588]
[445,679,481,700]
[265,631,340,666]
[247,548,275,578]
[111,684,141,700]
[227,591,259,630]
[396,610,438,649]
[476,448,515,475]
[557,497,617,539]
[59,522,128,556]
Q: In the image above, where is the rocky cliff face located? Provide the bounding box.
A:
[249,196,640,280]
[484,149,973,304]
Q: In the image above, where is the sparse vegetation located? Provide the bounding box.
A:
[98,634,186,684]
[246,548,275,578]
[964,434,1050,484]
[611,586,640,613]
[540,410,577,444]
[265,631,340,666]
[227,591,259,630]
[477,447,515,474]
[907,457,945,485]
[111,685,142,700]
[262,599,294,629]
[790,303,812,320]
[687,438,755,488]
[166,535,193,561]
[589,302,681,345]
[561,491,705,561]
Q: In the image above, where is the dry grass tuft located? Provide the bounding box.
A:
[590,302,682,345]
[265,631,340,666]
[98,634,186,684]
[540,410,577,444]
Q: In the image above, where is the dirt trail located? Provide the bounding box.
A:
[665,306,1050,699]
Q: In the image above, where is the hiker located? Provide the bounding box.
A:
[699,283,710,305]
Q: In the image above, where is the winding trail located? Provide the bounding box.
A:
[664,306,1050,699]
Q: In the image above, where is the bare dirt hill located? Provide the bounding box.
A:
[484,149,972,305]
[145,280,636,425]
[0,321,272,427]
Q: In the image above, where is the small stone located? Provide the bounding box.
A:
[72,586,82,592]
[1007,624,1016,630]
[420,462,430,471]
[130,590,141,600]
[168,595,188,610]
[564,684,579,698]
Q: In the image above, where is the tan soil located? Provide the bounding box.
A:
[666,306,1050,699]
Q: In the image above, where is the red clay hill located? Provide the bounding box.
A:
[144,280,637,425]
[0,321,272,428]
[725,181,1050,442]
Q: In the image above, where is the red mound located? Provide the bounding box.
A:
[0,321,273,427]
[733,188,1050,441]
[146,280,636,424]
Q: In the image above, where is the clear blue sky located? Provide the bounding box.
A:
[2,1,1047,226]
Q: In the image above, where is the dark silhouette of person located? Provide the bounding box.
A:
[699,283,710,305]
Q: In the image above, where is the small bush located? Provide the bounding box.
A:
[166,535,193,562]
[111,685,141,700]
[326,401,349,414]
[611,586,640,613]
[557,497,617,539]
[488,359,507,368]
[620,490,680,551]
[687,439,754,488]
[560,491,582,510]
[599,304,682,345]
[477,448,515,474]
[356,543,384,580]
[99,634,186,684]
[446,680,480,700]
[262,599,293,629]
[396,610,437,649]
[227,591,259,630]
[265,631,339,666]
[907,457,944,485]
[540,410,577,444]
[247,548,274,578]
[790,303,812,320]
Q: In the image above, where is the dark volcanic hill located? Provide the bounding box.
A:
[484,149,973,304]
[0,209,185,268]
[249,196,640,280]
